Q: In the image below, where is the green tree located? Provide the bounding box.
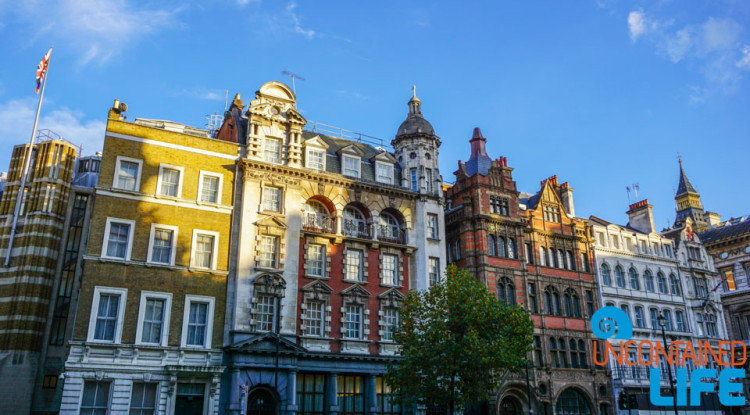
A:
[386,265,534,415]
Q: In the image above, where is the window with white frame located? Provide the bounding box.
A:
[345,249,364,281]
[264,138,281,164]
[342,155,361,178]
[191,230,218,270]
[198,172,222,203]
[305,301,324,337]
[382,254,398,285]
[261,186,281,212]
[344,305,364,339]
[259,236,278,269]
[307,148,325,170]
[181,295,214,348]
[113,156,142,191]
[80,381,111,415]
[429,257,440,287]
[157,165,183,197]
[255,294,276,332]
[129,383,158,415]
[376,162,394,185]
[147,224,177,265]
[136,292,172,346]
[87,286,127,343]
[102,218,135,260]
[427,214,439,239]
[381,308,399,341]
[306,244,325,277]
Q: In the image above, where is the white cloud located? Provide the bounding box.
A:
[286,2,315,39]
[0,0,182,66]
[0,98,105,158]
[236,0,260,5]
[738,46,750,69]
[628,10,646,42]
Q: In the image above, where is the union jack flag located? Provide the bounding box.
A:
[35,47,52,94]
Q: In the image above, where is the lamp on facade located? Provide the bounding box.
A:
[657,312,679,415]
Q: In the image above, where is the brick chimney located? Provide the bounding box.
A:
[559,181,575,217]
[627,199,655,234]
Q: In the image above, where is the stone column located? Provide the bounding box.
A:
[286,370,298,414]
[328,372,340,415]
[367,375,378,414]
[228,368,241,415]
[371,212,379,241]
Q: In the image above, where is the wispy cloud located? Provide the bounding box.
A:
[286,2,314,39]
[0,98,106,156]
[0,0,182,66]
[236,0,260,5]
[627,9,750,99]
[410,9,430,28]
[335,90,369,101]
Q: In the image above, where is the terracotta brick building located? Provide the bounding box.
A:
[444,128,614,415]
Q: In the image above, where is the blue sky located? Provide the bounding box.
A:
[0,0,748,230]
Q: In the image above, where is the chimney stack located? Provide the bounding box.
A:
[627,199,655,234]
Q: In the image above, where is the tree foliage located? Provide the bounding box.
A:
[386,265,534,414]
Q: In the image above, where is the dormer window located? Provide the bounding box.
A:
[306,148,325,170]
[375,162,394,185]
[343,155,361,178]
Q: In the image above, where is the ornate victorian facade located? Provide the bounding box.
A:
[221,82,446,415]
[444,129,613,415]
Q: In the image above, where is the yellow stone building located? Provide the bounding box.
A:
[59,102,238,414]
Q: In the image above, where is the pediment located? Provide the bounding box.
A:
[301,279,333,294]
[377,288,405,301]
[304,135,330,150]
[372,151,397,164]
[228,332,306,354]
[340,283,371,298]
[338,144,366,157]
[255,216,288,229]
[258,81,296,103]
[286,107,307,125]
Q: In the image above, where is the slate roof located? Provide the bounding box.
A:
[676,162,698,196]
[699,216,750,244]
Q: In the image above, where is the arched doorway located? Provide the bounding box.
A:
[499,396,521,415]
[555,389,591,415]
[247,387,277,415]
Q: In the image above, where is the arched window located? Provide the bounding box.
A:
[675,310,685,331]
[488,235,496,256]
[454,240,461,260]
[572,293,581,318]
[580,252,589,273]
[634,306,645,328]
[620,304,630,324]
[578,340,587,369]
[644,270,655,292]
[601,263,611,286]
[508,238,516,259]
[558,337,568,367]
[556,389,591,415]
[657,272,668,294]
[629,267,639,290]
[550,338,560,367]
[497,277,516,305]
[545,286,561,316]
[615,266,625,288]
[303,200,331,231]
[557,250,565,269]
[539,246,547,266]
[570,339,579,368]
[663,309,673,331]
[343,206,367,238]
[670,274,681,296]
[564,289,580,318]
[649,308,659,329]
[378,212,400,241]
[564,292,572,317]
[498,236,506,258]
[549,248,556,268]
[566,250,575,270]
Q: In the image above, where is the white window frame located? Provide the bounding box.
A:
[264,137,282,164]
[197,171,223,204]
[344,304,364,339]
[101,217,136,261]
[375,161,394,185]
[261,186,282,212]
[258,235,279,269]
[342,155,361,178]
[427,214,439,239]
[304,301,325,337]
[191,229,220,270]
[155,163,184,198]
[306,244,325,277]
[381,254,398,285]
[87,286,128,344]
[135,291,172,346]
[306,148,326,171]
[113,156,143,192]
[345,249,364,282]
[146,223,178,265]
[180,294,215,349]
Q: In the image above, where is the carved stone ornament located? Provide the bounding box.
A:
[318,183,325,195]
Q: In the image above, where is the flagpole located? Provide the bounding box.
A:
[4,50,51,266]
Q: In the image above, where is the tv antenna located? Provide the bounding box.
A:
[626,186,631,204]
[282,70,305,100]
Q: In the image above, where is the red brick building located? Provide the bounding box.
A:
[444,128,614,415]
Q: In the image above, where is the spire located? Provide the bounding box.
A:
[465,127,492,176]
[676,158,697,196]
[408,84,422,115]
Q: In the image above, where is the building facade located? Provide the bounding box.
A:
[59,102,238,415]
[444,129,613,415]
[590,200,724,414]
[701,215,750,414]
[220,82,446,415]
[0,134,80,414]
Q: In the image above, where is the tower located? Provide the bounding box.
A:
[674,159,708,232]
[392,86,446,290]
